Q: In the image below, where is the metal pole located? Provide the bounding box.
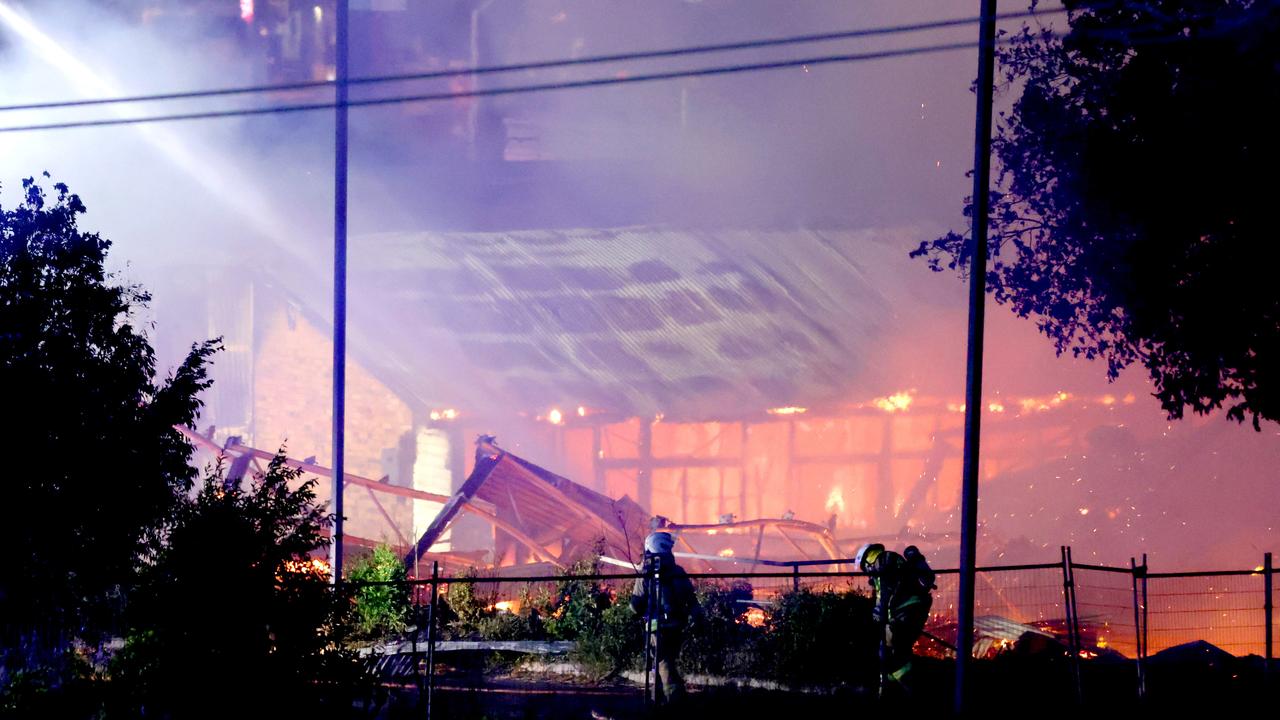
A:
[1067,546,1083,704]
[954,0,998,714]
[427,561,439,719]
[413,575,422,709]
[1061,546,1082,704]
[1265,552,1273,677]
[1130,557,1145,699]
[643,554,656,711]
[330,0,349,585]
[1141,553,1148,671]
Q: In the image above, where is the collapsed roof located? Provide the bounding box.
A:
[405,437,846,574]
[309,225,951,421]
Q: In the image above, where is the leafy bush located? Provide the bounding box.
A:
[680,581,763,678]
[442,570,494,638]
[758,588,877,686]
[475,611,545,642]
[0,649,103,720]
[543,555,613,641]
[110,453,363,717]
[349,544,412,637]
[1,175,216,709]
[432,559,881,687]
[573,600,642,680]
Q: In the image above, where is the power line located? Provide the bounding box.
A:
[0,7,1069,114]
[0,39,982,134]
[0,9,1232,135]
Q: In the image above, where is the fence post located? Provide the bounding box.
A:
[412,576,422,708]
[1130,557,1146,699]
[1141,553,1148,675]
[427,561,439,720]
[1265,552,1273,678]
[1061,546,1083,705]
[792,563,800,593]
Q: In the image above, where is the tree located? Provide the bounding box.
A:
[113,454,359,716]
[910,1,1280,428]
[0,176,217,675]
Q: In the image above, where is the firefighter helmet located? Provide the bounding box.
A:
[854,542,885,571]
[644,531,675,555]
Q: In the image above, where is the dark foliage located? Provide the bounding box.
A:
[756,588,877,686]
[112,454,362,717]
[911,1,1280,427]
[0,176,217,679]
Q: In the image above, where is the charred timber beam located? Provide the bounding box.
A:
[179,426,457,505]
[460,503,564,568]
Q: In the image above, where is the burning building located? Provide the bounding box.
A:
[173,222,1231,573]
[5,0,1276,575]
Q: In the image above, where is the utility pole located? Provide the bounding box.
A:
[331,0,350,585]
[955,0,998,713]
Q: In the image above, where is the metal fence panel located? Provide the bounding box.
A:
[1072,567,1139,659]
[1145,573,1267,657]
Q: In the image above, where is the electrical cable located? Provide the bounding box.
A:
[0,7,1243,135]
[0,39,982,133]
[0,6,1069,114]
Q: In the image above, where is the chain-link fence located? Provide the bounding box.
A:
[347,550,1276,717]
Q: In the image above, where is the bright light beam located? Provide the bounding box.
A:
[0,2,299,253]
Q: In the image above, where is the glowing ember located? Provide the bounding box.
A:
[430,408,459,421]
[282,557,330,576]
[767,406,807,415]
[988,402,1005,413]
[873,391,914,413]
[577,406,586,417]
[547,408,564,425]
[743,607,767,627]
[492,600,520,614]
[1079,507,1090,516]
[825,486,846,514]
[718,548,735,557]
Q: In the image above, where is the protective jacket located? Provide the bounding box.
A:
[864,548,934,693]
[630,553,698,630]
[865,549,932,623]
[630,551,698,707]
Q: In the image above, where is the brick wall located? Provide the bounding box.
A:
[253,306,415,548]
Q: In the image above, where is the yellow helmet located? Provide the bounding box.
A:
[854,542,885,571]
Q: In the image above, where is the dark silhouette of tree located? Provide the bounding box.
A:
[112,455,360,717]
[0,176,217,677]
[911,1,1280,428]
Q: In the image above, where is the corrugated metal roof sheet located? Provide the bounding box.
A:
[337,225,941,420]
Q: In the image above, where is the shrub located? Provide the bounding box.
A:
[759,588,877,686]
[443,570,494,638]
[349,544,412,637]
[680,581,763,678]
[573,599,642,679]
[475,611,545,642]
[542,554,613,641]
[110,453,362,717]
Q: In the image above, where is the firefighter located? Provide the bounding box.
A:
[855,542,935,697]
[630,531,699,709]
